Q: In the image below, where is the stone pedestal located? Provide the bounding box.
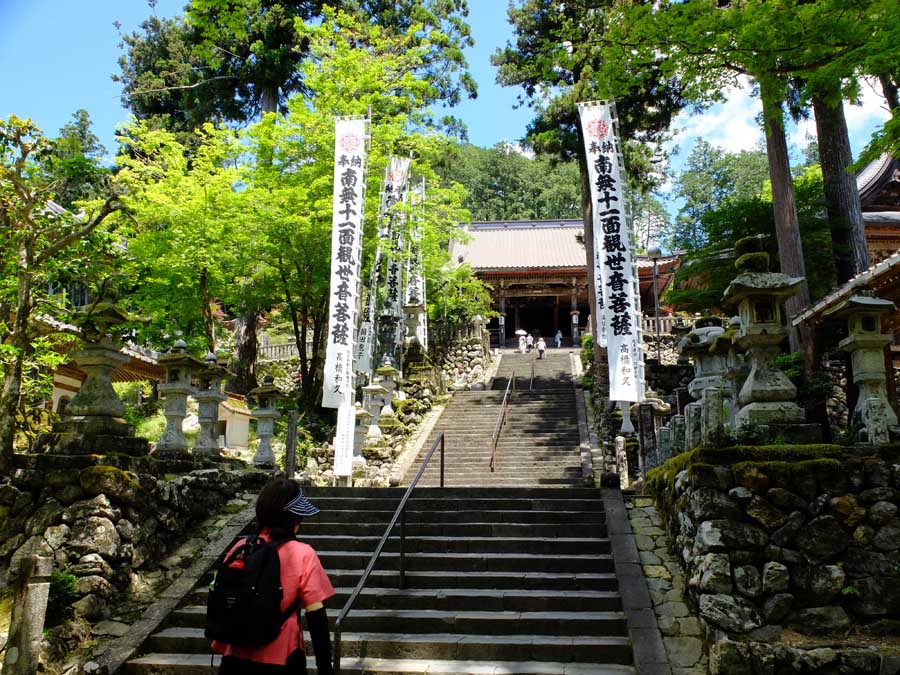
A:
[191,354,231,460]
[701,387,726,446]
[614,435,628,489]
[637,403,656,474]
[677,319,729,450]
[671,414,686,456]
[657,426,673,464]
[36,340,148,456]
[155,342,203,458]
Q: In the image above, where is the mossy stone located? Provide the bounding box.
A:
[735,252,770,273]
[735,236,763,257]
[79,465,141,504]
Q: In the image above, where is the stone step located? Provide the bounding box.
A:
[185,571,622,607]
[304,497,605,511]
[149,610,626,651]
[299,522,605,537]
[176,588,621,623]
[310,510,606,525]
[299,535,610,555]
[149,628,631,664]
[314,551,616,574]
[302,487,601,498]
[125,654,636,675]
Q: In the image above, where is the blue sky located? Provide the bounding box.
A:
[0,1,892,200]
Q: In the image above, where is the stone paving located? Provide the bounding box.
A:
[626,496,708,675]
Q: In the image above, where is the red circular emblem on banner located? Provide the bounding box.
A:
[389,169,405,183]
[587,118,610,140]
[339,133,362,152]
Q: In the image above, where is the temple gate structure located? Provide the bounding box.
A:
[450,219,681,347]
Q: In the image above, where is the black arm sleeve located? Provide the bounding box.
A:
[306,606,334,675]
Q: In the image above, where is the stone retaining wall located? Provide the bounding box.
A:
[435,336,491,390]
[0,461,266,621]
[646,445,900,674]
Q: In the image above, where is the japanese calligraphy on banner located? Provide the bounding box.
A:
[323,117,368,411]
[406,180,428,349]
[577,101,644,402]
[382,158,411,321]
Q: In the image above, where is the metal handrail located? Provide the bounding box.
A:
[489,372,515,473]
[333,432,445,675]
[530,353,536,390]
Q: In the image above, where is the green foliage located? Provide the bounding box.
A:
[734,236,763,258]
[666,140,771,250]
[117,1,476,133]
[433,142,581,221]
[665,166,834,313]
[580,333,594,369]
[492,0,687,193]
[46,569,78,626]
[735,252,770,273]
[775,352,833,415]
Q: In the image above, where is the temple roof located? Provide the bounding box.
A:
[858,154,900,211]
[451,220,680,272]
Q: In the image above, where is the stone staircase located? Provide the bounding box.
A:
[404,351,584,488]
[492,351,573,391]
[124,487,634,675]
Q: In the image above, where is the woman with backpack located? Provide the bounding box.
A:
[209,478,335,675]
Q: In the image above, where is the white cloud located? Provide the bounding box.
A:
[668,79,763,155]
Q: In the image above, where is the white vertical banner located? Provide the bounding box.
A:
[333,399,355,477]
[578,100,644,402]
[323,117,368,413]
[405,180,428,349]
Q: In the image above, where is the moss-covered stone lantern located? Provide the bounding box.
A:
[722,239,805,428]
[249,375,283,468]
[824,293,898,443]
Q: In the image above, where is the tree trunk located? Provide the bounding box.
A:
[576,126,598,343]
[229,310,260,395]
[879,73,900,112]
[0,252,34,468]
[198,267,216,353]
[812,91,870,283]
[261,86,279,115]
[759,85,813,360]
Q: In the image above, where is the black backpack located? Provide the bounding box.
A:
[205,535,300,647]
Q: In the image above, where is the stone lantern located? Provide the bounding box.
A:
[193,352,232,460]
[824,293,898,443]
[249,375,283,468]
[362,382,387,444]
[403,302,428,350]
[375,356,401,431]
[722,264,805,428]
[155,340,204,458]
[677,318,728,449]
[353,404,372,469]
